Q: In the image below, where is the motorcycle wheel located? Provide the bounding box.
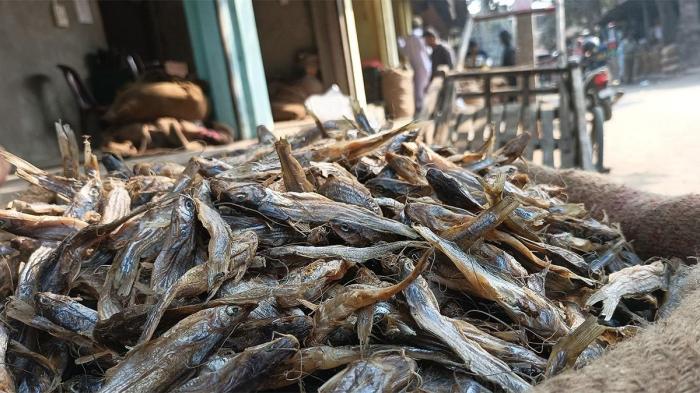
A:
[602,99,613,121]
[591,106,608,172]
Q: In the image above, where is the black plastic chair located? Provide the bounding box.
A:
[56,64,106,138]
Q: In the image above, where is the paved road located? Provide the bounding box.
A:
[602,70,700,196]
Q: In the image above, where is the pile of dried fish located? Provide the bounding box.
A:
[0,121,676,392]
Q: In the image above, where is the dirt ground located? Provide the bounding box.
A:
[602,69,700,196]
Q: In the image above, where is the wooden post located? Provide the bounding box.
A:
[516,14,535,67]
[455,15,474,71]
[337,0,367,106]
[392,0,412,39]
[554,0,567,67]
[310,1,352,92]
[216,0,273,138]
[376,0,400,68]
[433,77,455,145]
[182,1,238,134]
[558,71,573,167]
[484,75,492,122]
[569,64,594,171]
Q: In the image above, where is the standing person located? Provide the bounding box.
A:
[617,31,626,83]
[499,30,517,85]
[424,28,454,79]
[466,39,489,68]
[398,17,431,115]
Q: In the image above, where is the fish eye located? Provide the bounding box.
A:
[184,199,195,209]
[339,223,350,232]
[234,192,247,202]
[225,306,239,316]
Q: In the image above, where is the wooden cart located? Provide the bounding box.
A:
[419,63,606,171]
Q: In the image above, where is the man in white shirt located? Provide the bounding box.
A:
[399,17,431,115]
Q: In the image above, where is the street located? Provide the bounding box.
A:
[602,69,700,195]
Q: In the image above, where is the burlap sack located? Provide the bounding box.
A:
[516,162,700,260]
[381,68,414,119]
[105,81,208,124]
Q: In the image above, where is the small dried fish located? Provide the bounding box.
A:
[318,353,417,393]
[151,195,196,293]
[99,305,252,393]
[401,259,531,393]
[55,122,80,178]
[545,316,607,376]
[7,200,67,216]
[34,292,98,336]
[276,137,315,192]
[0,210,87,241]
[586,260,669,320]
[212,181,418,239]
[307,249,430,345]
[416,225,570,338]
[267,241,426,264]
[173,335,299,393]
[100,183,131,224]
[0,324,15,393]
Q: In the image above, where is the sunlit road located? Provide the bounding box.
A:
[602,69,700,195]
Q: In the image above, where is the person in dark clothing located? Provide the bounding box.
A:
[424,28,454,79]
[499,30,517,85]
[466,39,489,67]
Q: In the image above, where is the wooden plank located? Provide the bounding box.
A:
[183,1,239,131]
[540,108,555,167]
[503,103,522,142]
[522,103,537,160]
[417,75,444,121]
[446,64,562,78]
[490,104,504,148]
[433,79,456,145]
[558,82,575,168]
[470,107,488,150]
[570,66,594,170]
[484,76,493,122]
[217,0,274,136]
[559,119,576,168]
[454,113,471,151]
[457,86,559,98]
[591,105,606,172]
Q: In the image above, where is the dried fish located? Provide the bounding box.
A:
[173,335,299,393]
[0,121,668,392]
[416,225,570,338]
[276,138,315,193]
[0,324,15,393]
[318,353,417,393]
[586,260,669,320]
[267,241,426,265]
[0,210,87,241]
[307,249,429,345]
[99,305,252,393]
[401,259,531,393]
[151,195,196,294]
[212,181,418,239]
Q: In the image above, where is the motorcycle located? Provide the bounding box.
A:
[579,37,623,121]
[583,65,620,121]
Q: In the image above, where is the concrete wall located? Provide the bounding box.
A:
[252,0,316,81]
[0,0,106,167]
